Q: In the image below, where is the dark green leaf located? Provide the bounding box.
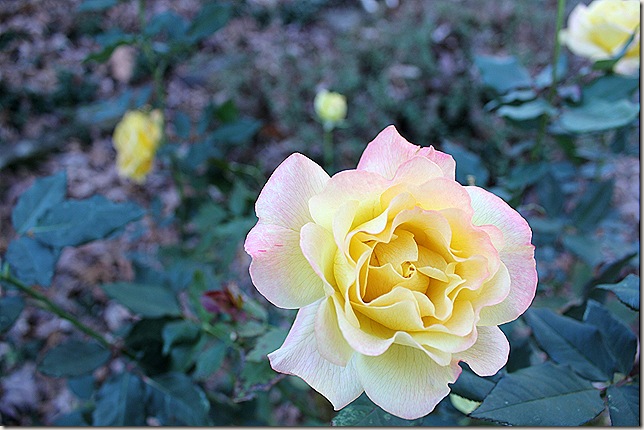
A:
[12,171,67,234]
[77,0,118,12]
[449,366,497,402]
[246,327,288,363]
[0,295,24,333]
[592,253,638,287]
[497,99,556,121]
[234,359,281,402]
[186,3,232,42]
[173,111,191,139]
[440,141,489,186]
[5,237,59,287]
[236,320,267,338]
[562,234,603,267]
[524,308,615,381]
[68,374,96,401]
[93,373,147,426]
[474,55,532,94]
[33,195,144,248]
[181,140,222,170]
[470,362,604,426]
[84,36,136,64]
[596,274,640,311]
[332,395,420,426]
[502,162,549,190]
[145,11,188,41]
[215,99,239,123]
[193,342,227,380]
[536,171,564,217]
[534,54,568,88]
[161,320,200,355]
[76,88,134,122]
[583,75,639,102]
[571,179,614,232]
[38,340,111,377]
[124,318,170,376]
[145,372,211,426]
[584,300,637,375]
[211,118,262,145]
[101,282,181,318]
[606,384,639,427]
[53,408,91,426]
[559,99,639,134]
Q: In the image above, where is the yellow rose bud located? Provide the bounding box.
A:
[314,90,347,127]
[559,0,640,75]
[112,109,163,183]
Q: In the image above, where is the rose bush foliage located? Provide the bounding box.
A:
[244,126,537,419]
[559,0,640,75]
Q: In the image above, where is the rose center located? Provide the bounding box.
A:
[401,261,416,278]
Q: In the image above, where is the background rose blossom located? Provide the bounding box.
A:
[112,109,164,183]
[559,0,640,75]
[245,126,537,419]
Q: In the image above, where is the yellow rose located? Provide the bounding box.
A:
[112,109,163,183]
[559,0,640,75]
[245,126,537,419]
[314,90,347,127]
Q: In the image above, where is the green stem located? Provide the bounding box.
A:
[1,273,113,351]
[323,128,334,174]
[547,0,566,108]
[534,0,566,160]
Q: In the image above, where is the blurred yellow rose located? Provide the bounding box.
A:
[314,89,347,128]
[559,0,640,75]
[112,109,163,183]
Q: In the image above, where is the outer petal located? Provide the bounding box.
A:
[355,343,462,420]
[245,224,325,308]
[300,222,337,295]
[357,125,455,180]
[457,325,509,376]
[255,153,329,230]
[315,297,355,366]
[268,301,363,409]
[309,169,389,231]
[466,186,537,326]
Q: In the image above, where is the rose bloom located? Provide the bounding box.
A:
[559,0,640,75]
[112,109,163,183]
[244,126,537,419]
[314,89,347,126]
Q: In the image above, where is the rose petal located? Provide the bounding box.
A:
[466,186,537,326]
[300,222,337,295]
[357,125,455,180]
[268,301,363,409]
[255,153,329,230]
[333,294,397,356]
[315,297,356,366]
[392,156,444,185]
[245,224,326,308]
[309,169,389,231]
[457,325,509,376]
[354,286,426,332]
[355,343,462,420]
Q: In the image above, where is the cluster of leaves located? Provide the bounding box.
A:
[3,171,144,290]
[475,54,639,155]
